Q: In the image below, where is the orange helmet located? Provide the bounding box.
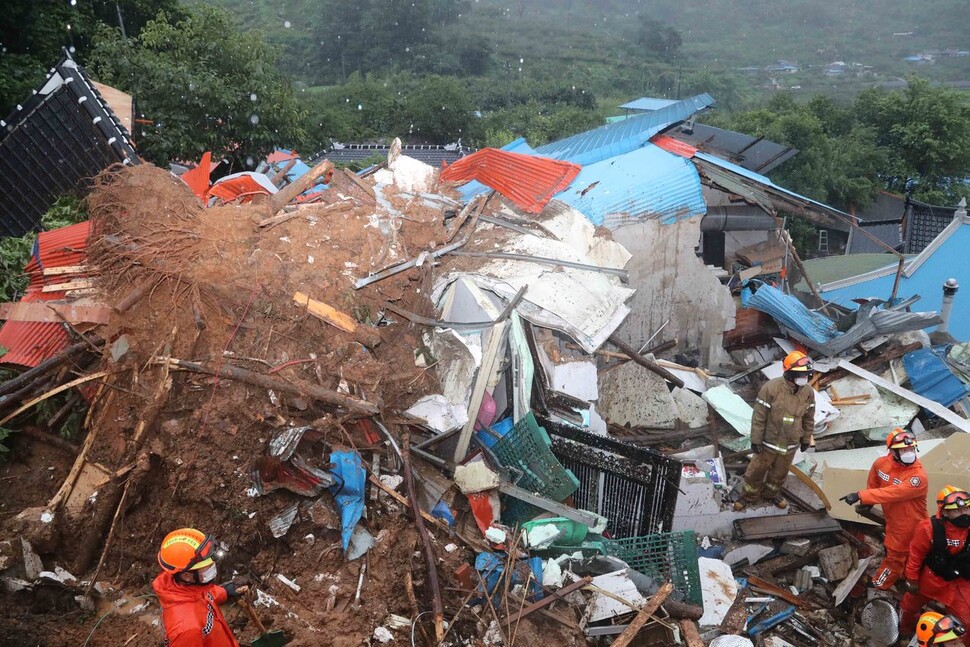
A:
[783,351,813,372]
[917,611,966,646]
[157,528,215,573]
[886,429,917,451]
[938,486,962,513]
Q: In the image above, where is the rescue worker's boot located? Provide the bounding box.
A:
[771,494,789,509]
[732,500,746,512]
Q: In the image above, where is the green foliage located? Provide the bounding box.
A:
[855,78,970,202]
[89,6,306,166]
[0,197,87,304]
[638,18,682,63]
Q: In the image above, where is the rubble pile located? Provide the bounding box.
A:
[3,85,970,647]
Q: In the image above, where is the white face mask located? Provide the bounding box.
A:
[198,563,218,584]
[898,450,917,465]
[794,376,809,386]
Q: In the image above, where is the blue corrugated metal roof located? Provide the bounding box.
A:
[457,137,536,201]
[535,94,715,166]
[694,152,852,220]
[555,143,706,226]
[741,280,838,346]
[618,97,679,112]
[820,217,970,342]
[903,348,970,407]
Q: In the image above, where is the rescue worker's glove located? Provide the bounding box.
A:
[800,442,810,452]
[751,443,763,454]
[840,492,861,506]
[902,579,919,595]
[221,582,250,598]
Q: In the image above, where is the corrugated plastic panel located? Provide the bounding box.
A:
[618,97,679,112]
[555,144,706,226]
[440,148,581,214]
[457,138,535,202]
[534,94,714,166]
[904,348,969,407]
[0,221,91,367]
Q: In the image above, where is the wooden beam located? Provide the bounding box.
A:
[0,302,111,325]
[609,582,674,647]
[41,279,94,293]
[507,576,593,625]
[293,291,357,333]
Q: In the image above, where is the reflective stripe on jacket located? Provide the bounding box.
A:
[153,572,239,647]
[859,454,928,553]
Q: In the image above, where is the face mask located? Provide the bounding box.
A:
[794,376,809,386]
[948,515,970,528]
[198,563,218,584]
[898,450,917,465]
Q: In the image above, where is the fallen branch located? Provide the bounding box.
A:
[268,159,334,214]
[607,335,685,388]
[158,357,379,415]
[401,430,445,643]
[0,339,103,399]
[18,427,80,454]
[0,370,120,426]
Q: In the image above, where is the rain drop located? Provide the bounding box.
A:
[70,0,76,5]
[250,114,259,125]
[250,93,257,102]
[357,104,363,110]
[283,20,292,28]
[245,156,255,167]
[68,46,76,53]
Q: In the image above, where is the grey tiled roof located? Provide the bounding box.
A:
[905,201,957,253]
[847,220,903,254]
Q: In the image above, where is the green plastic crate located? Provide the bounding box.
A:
[492,413,580,525]
[603,531,703,606]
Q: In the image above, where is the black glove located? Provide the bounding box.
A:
[902,579,919,595]
[751,443,763,454]
[800,442,811,452]
[840,492,861,506]
[221,582,249,598]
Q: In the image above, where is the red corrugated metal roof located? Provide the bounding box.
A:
[650,134,697,159]
[0,221,91,367]
[440,148,581,214]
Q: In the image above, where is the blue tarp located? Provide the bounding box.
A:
[903,348,970,407]
[741,280,838,346]
[328,450,366,552]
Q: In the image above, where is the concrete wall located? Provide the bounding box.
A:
[610,216,736,367]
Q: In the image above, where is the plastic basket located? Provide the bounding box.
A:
[603,531,702,606]
[491,412,580,501]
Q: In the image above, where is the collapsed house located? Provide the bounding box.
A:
[2,77,970,647]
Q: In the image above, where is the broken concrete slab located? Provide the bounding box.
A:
[20,538,43,581]
[819,375,918,437]
[698,557,737,627]
[723,543,774,568]
[672,386,710,428]
[598,359,678,428]
[818,544,854,581]
[781,538,812,556]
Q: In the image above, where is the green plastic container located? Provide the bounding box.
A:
[522,517,589,547]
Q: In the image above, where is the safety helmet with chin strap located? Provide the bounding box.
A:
[157,528,216,574]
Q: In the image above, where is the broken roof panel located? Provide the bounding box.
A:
[618,97,679,112]
[661,123,798,174]
[440,148,581,214]
[554,143,706,226]
[0,58,138,238]
[456,137,536,202]
[534,93,714,166]
[0,221,91,367]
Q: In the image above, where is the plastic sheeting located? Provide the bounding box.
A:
[328,451,366,553]
[903,348,970,407]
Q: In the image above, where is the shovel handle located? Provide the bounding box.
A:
[239,598,268,634]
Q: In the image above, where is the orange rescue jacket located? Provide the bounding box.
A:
[859,454,928,554]
[153,572,239,647]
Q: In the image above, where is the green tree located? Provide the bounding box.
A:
[89,6,306,166]
[855,78,970,202]
[638,18,682,63]
[405,75,475,142]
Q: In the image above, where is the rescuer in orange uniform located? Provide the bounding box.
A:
[153,528,248,647]
[903,488,970,646]
[839,429,928,590]
[734,350,815,511]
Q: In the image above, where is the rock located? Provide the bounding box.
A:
[4,507,58,554]
[781,537,812,556]
[306,498,340,530]
[794,566,814,592]
[75,594,96,612]
[21,538,43,581]
[1,577,32,593]
[819,544,855,581]
[373,626,394,643]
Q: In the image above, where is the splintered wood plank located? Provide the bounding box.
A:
[293,291,357,333]
[0,302,111,324]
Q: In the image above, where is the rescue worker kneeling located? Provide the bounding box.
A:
[904,489,970,646]
[734,351,815,511]
[839,429,928,590]
[154,528,248,647]
[917,612,966,647]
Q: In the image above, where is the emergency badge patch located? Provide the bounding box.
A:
[910,476,923,487]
